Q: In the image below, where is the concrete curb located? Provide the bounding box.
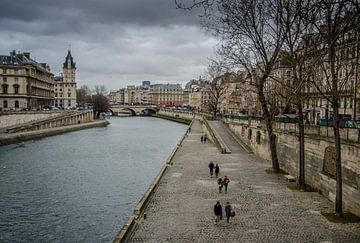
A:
[223,122,253,154]
[0,120,109,146]
[202,118,229,154]
[113,121,192,243]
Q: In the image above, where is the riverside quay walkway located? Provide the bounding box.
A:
[127,119,360,242]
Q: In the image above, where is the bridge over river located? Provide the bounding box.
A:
[109,105,158,116]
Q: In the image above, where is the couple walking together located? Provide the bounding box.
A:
[208,161,219,177]
[214,201,234,224]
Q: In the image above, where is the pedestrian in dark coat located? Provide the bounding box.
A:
[213,201,222,224]
[201,135,204,143]
[208,161,215,177]
[214,164,220,178]
[204,135,207,143]
[217,178,223,193]
[222,175,230,193]
[225,202,232,223]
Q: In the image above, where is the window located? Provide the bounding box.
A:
[14,84,19,94]
[14,100,19,108]
[68,93,71,97]
[2,84,8,94]
[14,77,18,83]
[2,68,6,74]
[14,69,18,75]
[3,100,8,108]
[3,77,7,82]
[68,88,71,92]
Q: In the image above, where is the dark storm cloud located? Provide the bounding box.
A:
[0,0,201,31]
[0,0,216,89]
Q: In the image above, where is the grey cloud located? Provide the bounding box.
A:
[0,0,216,90]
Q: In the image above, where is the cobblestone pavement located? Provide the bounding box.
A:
[128,119,360,243]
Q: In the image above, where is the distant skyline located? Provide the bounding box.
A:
[0,0,217,90]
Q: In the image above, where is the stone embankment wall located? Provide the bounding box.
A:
[0,111,64,129]
[156,110,226,153]
[223,117,360,217]
[113,119,191,243]
[5,110,94,133]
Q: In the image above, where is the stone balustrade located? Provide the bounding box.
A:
[5,110,94,134]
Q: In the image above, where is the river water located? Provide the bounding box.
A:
[0,117,186,242]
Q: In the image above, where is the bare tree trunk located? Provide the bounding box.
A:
[297,100,306,190]
[333,104,343,216]
[330,41,343,216]
[258,77,280,172]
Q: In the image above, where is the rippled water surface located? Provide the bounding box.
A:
[0,117,186,242]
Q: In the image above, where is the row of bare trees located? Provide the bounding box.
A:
[176,0,360,216]
[76,85,110,119]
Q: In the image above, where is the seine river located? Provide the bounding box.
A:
[0,117,186,242]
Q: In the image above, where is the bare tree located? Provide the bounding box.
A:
[177,0,284,172]
[76,85,92,104]
[275,0,314,190]
[206,60,229,115]
[305,0,359,216]
[94,85,107,95]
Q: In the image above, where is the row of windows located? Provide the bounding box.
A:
[2,84,19,94]
[55,88,71,92]
[55,84,74,87]
[3,77,19,82]
[2,68,21,75]
[2,100,19,108]
[55,93,72,97]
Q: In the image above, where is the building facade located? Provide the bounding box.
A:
[54,50,77,108]
[0,50,54,111]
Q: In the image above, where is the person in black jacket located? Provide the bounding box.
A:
[225,202,232,223]
[213,201,222,224]
[214,164,220,178]
[208,161,215,176]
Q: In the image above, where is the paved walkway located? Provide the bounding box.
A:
[128,119,360,242]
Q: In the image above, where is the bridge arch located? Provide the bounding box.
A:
[142,108,157,116]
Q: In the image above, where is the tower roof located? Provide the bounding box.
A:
[63,50,76,69]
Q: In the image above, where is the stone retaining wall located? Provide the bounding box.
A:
[225,119,360,217]
[5,110,93,133]
[0,111,64,129]
[0,120,109,146]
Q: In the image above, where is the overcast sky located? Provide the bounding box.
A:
[0,0,217,90]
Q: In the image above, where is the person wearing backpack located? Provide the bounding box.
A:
[225,202,233,223]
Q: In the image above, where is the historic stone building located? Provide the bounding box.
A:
[149,83,184,105]
[54,50,77,108]
[0,50,54,111]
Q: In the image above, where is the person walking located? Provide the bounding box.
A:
[208,161,215,177]
[203,135,207,143]
[201,135,204,143]
[225,202,232,223]
[214,164,220,178]
[213,201,222,224]
[222,175,230,193]
[217,177,223,193]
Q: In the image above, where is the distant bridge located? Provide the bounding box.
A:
[109,105,158,116]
